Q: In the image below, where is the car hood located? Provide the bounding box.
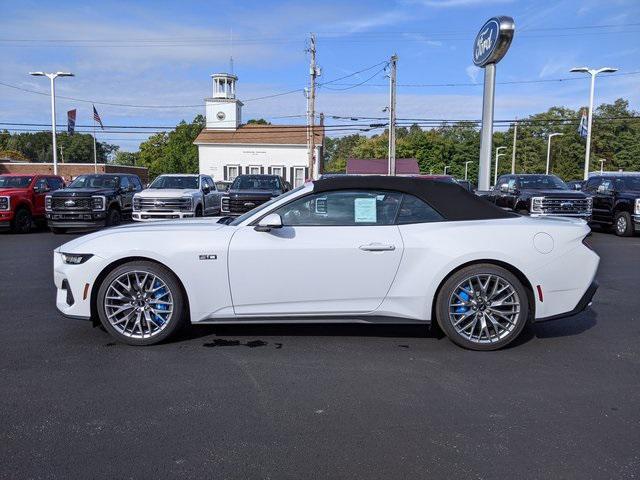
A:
[51,188,115,197]
[0,188,28,196]
[56,217,229,253]
[520,189,587,198]
[136,189,200,198]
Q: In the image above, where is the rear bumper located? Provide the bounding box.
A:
[535,280,598,322]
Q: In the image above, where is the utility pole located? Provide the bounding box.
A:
[464,161,473,180]
[307,33,318,180]
[388,54,398,176]
[511,117,517,174]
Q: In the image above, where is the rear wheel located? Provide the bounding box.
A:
[96,261,187,346]
[11,208,32,233]
[613,211,633,237]
[106,207,122,227]
[436,264,529,351]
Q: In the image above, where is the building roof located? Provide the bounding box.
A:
[194,124,324,146]
[346,158,420,175]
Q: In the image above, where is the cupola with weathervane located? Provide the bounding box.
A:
[205,73,243,130]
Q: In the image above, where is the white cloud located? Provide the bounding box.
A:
[465,65,480,83]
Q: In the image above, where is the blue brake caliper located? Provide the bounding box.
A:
[152,279,168,325]
[456,289,470,314]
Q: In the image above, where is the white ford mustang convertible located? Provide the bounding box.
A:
[54,176,599,350]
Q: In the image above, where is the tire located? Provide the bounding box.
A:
[195,205,203,217]
[435,263,529,351]
[613,211,633,237]
[96,261,187,346]
[106,207,122,227]
[11,208,32,234]
[50,227,67,234]
[516,209,529,216]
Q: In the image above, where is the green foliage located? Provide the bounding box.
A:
[246,118,271,125]
[0,130,117,163]
[320,99,640,183]
[113,151,139,166]
[136,115,205,179]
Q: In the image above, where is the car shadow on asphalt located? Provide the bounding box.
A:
[504,310,598,349]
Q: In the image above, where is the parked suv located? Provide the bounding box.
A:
[46,173,143,233]
[132,174,222,221]
[583,173,640,236]
[0,174,65,233]
[221,174,289,215]
[480,174,592,219]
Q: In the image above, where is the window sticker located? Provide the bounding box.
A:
[354,197,377,223]
[315,197,328,215]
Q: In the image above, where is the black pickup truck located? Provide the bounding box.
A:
[45,173,143,233]
[582,173,640,236]
[480,174,592,219]
[220,174,289,215]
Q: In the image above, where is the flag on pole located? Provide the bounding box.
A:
[67,109,76,135]
[578,109,588,139]
[92,105,104,130]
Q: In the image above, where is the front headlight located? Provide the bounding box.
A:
[61,253,93,265]
[0,196,10,210]
[45,195,52,211]
[635,198,640,215]
[530,197,544,214]
[92,195,106,211]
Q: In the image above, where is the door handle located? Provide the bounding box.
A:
[359,243,396,252]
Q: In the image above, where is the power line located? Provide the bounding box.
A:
[320,65,388,91]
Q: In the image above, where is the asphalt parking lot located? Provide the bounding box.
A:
[1,228,639,479]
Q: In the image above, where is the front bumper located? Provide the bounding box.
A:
[633,214,640,232]
[132,211,194,221]
[0,210,15,227]
[535,280,598,322]
[54,251,107,321]
[529,213,592,221]
[46,211,107,229]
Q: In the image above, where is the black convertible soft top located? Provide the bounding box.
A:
[312,175,516,221]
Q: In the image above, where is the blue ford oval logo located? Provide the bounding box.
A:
[473,17,515,67]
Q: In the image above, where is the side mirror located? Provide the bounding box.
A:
[202,185,211,194]
[254,213,283,232]
[499,183,510,193]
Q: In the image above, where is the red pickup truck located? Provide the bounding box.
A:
[0,174,65,233]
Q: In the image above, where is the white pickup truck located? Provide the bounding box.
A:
[132,174,222,221]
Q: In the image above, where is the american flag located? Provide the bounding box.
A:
[578,109,588,139]
[93,105,104,130]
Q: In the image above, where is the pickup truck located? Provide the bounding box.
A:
[582,173,640,236]
[221,174,289,215]
[46,173,143,233]
[132,174,222,221]
[480,174,592,219]
[0,174,65,233]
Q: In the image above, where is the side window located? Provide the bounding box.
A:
[129,176,142,190]
[35,178,48,191]
[397,194,443,224]
[120,176,130,190]
[273,190,402,226]
[47,177,63,190]
[507,178,517,190]
[495,176,507,190]
[207,177,216,190]
[600,179,613,192]
[584,177,600,192]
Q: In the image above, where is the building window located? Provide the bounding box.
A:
[293,167,306,188]
[226,165,240,181]
[271,166,284,178]
[249,166,261,175]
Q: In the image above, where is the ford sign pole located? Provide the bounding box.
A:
[473,17,515,191]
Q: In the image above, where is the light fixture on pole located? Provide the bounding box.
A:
[29,71,74,176]
[464,161,473,180]
[570,66,618,181]
[545,132,564,175]
[599,158,606,174]
[494,146,507,186]
[444,165,450,175]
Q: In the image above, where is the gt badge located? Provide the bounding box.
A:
[199,254,217,260]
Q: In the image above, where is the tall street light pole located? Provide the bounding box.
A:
[464,161,473,180]
[545,132,564,175]
[494,146,507,186]
[570,66,618,180]
[444,165,450,175]
[599,159,606,174]
[29,71,74,175]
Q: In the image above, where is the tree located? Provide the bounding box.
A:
[113,151,139,166]
[246,118,271,125]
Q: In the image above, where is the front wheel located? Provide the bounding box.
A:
[436,264,529,351]
[11,208,32,233]
[613,211,633,237]
[96,261,187,346]
[106,207,122,227]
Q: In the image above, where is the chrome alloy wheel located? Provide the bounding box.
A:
[103,270,174,339]
[448,274,521,345]
[616,216,627,235]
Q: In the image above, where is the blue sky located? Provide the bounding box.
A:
[0,0,638,151]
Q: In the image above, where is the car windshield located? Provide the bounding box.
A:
[619,176,640,191]
[68,175,118,189]
[517,175,567,190]
[0,176,32,188]
[231,175,279,190]
[149,176,199,189]
[227,185,305,226]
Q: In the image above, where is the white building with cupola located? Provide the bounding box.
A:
[195,73,323,188]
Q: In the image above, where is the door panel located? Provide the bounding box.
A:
[228,225,404,315]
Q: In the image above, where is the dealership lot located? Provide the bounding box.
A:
[1,228,639,479]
